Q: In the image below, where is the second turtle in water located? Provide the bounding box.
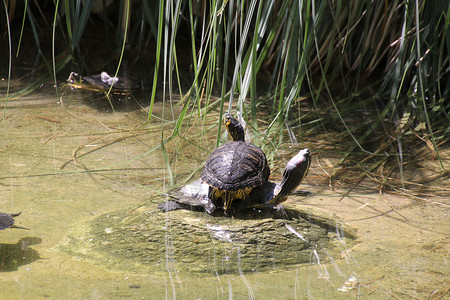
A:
[0,212,27,230]
[160,114,311,216]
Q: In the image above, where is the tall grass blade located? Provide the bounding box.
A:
[1,0,12,119]
[148,0,165,122]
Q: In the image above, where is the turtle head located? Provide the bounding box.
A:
[270,149,311,204]
[223,114,245,142]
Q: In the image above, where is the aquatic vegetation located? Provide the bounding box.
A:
[1,0,448,192]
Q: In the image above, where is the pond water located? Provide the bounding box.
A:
[0,87,448,299]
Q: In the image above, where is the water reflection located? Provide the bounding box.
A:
[0,237,41,272]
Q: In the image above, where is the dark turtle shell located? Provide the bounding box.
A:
[201,141,270,191]
[67,72,140,93]
[0,212,27,230]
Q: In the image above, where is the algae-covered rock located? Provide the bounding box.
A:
[62,197,356,274]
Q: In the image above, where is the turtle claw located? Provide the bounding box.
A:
[272,204,289,219]
[203,200,217,215]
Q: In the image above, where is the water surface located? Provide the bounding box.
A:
[0,89,448,299]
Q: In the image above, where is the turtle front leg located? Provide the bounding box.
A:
[201,193,217,215]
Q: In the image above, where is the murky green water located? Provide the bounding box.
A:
[0,88,448,299]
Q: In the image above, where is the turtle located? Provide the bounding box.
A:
[159,114,311,216]
[66,72,141,93]
[65,72,144,111]
[0,212,28,231]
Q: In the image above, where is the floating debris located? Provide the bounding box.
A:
[337,275,359,292]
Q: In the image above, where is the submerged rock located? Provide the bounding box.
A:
[62,197,356,274]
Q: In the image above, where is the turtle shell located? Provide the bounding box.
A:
[0,212,15,230]
[80,74,140,92]
[67,72,140,93]
[201,141,270,191]
[0,212,27,230]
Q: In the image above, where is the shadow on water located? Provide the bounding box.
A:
[0,237,42,272]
